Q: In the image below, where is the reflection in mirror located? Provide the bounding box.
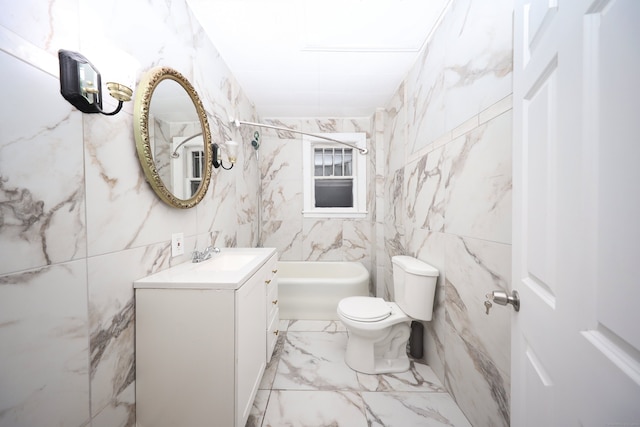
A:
[149,78,202,199]
[168,133,205,198]
[134,67,212,208]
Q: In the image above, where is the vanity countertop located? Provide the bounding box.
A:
[134,247,276,290]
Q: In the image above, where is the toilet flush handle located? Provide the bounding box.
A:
[485,290,520,313]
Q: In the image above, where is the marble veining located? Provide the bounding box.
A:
[444,112,512,244]
[363,392,469,427]
[0,52,86,275]
[442,235,511,427]
[287,319,345,332]
[0,262,90,427]
[274,330,360,391]
[248,321,471,427]
[312,118,339,133]
[302,219,344,261]
[0,180,44,228]
[260,143,293,182]
[342,221,371,265]
[261,119,299,139]
[386,168,404,225]
[263,390,367,427]
[407,0,512,155]
[405,147,447,233]
[90,298,134,381]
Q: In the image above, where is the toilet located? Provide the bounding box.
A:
[337,256,439,374]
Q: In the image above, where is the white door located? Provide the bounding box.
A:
[512,1,640,426]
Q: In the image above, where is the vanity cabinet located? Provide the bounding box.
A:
[134,249,277,427]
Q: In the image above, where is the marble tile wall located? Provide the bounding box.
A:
[258,118,376,289]
[381,0,514,426]
[0,1,259,426]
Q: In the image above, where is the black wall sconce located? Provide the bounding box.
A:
[212,141,239,170]
[58,49,133,116]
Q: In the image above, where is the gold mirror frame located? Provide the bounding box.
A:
[134,66,212,209]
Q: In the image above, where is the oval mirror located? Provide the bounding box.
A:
[134,67,212,208]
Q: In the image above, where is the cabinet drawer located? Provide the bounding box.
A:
[264,255,278,282]
[267,308,280,362]
[267,278,278,319]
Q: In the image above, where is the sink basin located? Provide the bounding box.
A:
[194,253,258,272]
[134,247,276,290]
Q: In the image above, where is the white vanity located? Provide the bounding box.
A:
[134,247,278,427]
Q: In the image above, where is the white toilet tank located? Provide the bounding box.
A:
[392,256,439,321]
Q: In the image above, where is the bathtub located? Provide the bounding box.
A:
[277,261,370,320]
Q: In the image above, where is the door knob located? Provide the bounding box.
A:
[485,290,520,312]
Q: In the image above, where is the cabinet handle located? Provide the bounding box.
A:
[272,269,278,274]
[272,299,278,305]
[265,279,272,285]
[273,330,279,336]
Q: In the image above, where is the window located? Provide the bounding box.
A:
[314,147,353,207]
[172,135,204,199]
[303,133,367,218]
[187,148,204,197]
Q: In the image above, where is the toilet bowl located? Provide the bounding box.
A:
[337,256,439,374]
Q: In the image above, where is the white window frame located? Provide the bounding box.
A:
[172,135,204,199]
[302,132,367,218]
[185,147,204,197]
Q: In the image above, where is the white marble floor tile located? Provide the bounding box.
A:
[273,331,361,391]
[256,328,471,427]
[287,319,346,332]
[259,334,286,390]
[362,392,472,427]
[262,390,368,427]
[356,361,446,393]
[245,390,270,427]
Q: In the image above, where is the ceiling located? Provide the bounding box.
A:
[186,0,450,118]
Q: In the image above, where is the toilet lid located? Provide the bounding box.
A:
[338,297,392,322]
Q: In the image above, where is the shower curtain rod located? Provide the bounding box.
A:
[170,132,203,158]
[231,119,369,155]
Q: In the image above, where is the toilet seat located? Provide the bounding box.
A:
[338,297,391,322]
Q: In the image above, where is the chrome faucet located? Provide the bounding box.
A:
[191,246,220,263]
